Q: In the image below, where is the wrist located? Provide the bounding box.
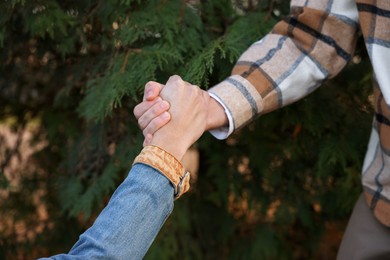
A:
[206,97,228,131]
[149,134,187,161]
[133,145,190,199]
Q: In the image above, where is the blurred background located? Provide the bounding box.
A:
[0,0,373,259]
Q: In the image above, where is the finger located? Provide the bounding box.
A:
[142,111,171,138]
[143,134,152,147]
[143,81,164,101]
[165,75,184,87]
[133,97,162,119]
[138,100,170,130]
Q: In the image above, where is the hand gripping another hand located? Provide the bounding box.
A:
[134,76,228,157]
[134,75,210,160]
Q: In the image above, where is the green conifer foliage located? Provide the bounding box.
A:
[0,1,372,259]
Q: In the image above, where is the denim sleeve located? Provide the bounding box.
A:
[41,163,175,260]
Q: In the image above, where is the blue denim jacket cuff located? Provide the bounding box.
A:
[133,145,190,199]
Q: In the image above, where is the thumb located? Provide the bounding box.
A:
[160,75,185,98]
[143,81,164,101]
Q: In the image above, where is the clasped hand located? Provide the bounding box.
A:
[133,75,210,160]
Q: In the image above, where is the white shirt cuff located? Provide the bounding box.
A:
[207,92,234,140]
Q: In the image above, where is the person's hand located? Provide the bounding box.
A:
[133,81,171,146]
[148,75,209,160]
[134,80,228,143]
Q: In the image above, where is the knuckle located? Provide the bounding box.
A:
[142,127,149,137]
[170,75,179,80]
[169,75,183,85]
[133,106,141,118]
[138,117,146,129]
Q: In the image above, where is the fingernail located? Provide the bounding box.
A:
[162,112,170,119]
[160,101,169,109]
[146,90,153,99]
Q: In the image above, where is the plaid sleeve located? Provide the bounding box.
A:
[357,0,390,104]
[357,0,390,227]
[208,0,359,135]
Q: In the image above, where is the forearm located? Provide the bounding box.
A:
[208,1,359,136]
[67,164,174,259]
[41,164,173,260]
[40,145,192,260]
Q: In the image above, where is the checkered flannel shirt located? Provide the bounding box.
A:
[208,0,390,226]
